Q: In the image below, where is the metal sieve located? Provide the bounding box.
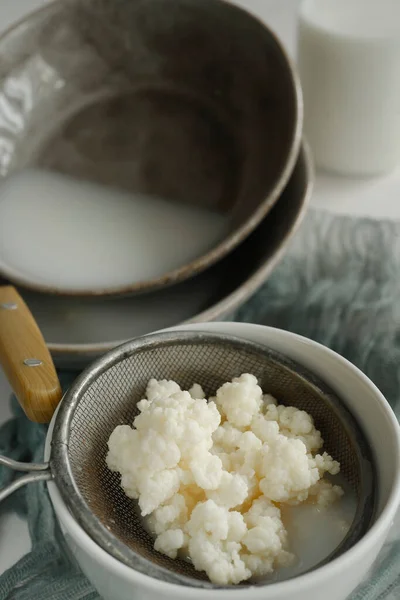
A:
[0,289,376,589]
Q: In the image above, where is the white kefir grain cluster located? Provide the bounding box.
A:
[107,374,344,585]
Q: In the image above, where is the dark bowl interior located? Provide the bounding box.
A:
[0,0,301,295]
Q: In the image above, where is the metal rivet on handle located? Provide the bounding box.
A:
[1,302,17,310]
[23,359,43,367]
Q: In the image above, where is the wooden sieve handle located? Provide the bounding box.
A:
[0,286,62,423]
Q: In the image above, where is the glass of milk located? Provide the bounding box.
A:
[298,0,400,176]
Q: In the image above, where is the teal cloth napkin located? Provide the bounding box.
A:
[1,208,400,599]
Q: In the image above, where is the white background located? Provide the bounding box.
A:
[1,0,400,577]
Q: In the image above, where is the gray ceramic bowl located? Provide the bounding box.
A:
[0,0,302,297]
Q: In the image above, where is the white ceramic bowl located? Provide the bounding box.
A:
[45,322,400,600]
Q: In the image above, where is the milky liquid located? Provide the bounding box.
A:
[272,477,357,582]
[0,169,229,292]
[145,475,357,582]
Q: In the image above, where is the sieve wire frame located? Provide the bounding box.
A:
[50,331,377,589]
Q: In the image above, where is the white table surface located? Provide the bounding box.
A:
[1,0,400,581]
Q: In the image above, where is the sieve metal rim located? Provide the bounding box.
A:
[50,331,377,589]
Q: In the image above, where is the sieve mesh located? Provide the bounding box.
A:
[51,332,376,588]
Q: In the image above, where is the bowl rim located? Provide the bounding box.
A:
[46,322,400,598]
[0,0,303,298]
